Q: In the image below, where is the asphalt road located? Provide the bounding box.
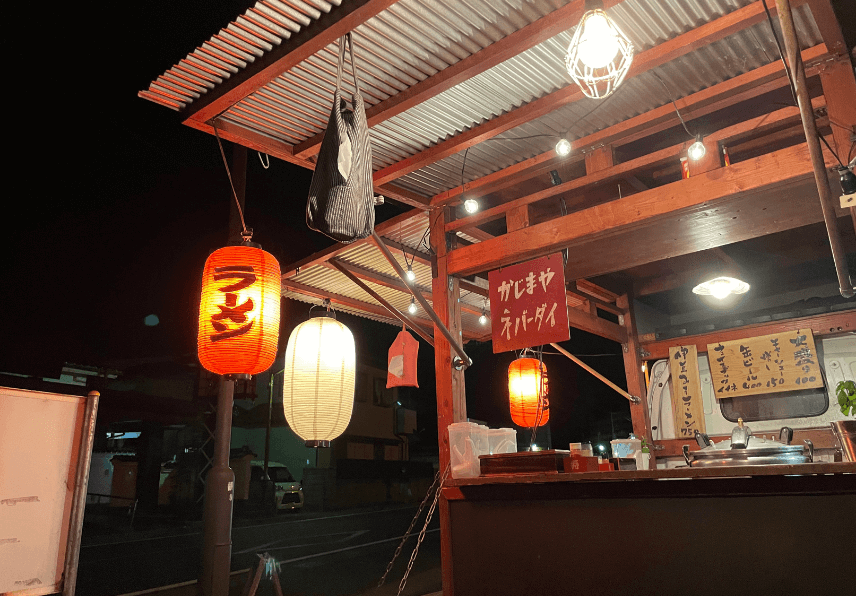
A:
[77,506,441,596]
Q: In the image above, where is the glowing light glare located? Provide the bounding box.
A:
[405,267,416,282]
[565,9,634,99]
[463,198,479,214]
[508,357,549,428]
[479,312,488,325]
[408,298,417,315]
[555,138,572,157]
[577,13,619,69]
[282,315,355,446]
[688,136,706,161]
[692,276,750,300]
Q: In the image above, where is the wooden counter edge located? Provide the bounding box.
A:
[446,461,856,486]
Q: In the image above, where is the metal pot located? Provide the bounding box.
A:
[682,422,814,468]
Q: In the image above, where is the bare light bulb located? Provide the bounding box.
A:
[577,12,620,69]
[463,198,479,214]
[406,267,416,282]
[709,280,733,300]
[479,312,488,325]
[408,298,417,315]
[692,276,750,300]
[555,138,572,157]
[688,136,706,161]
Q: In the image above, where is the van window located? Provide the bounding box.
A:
[268,467,295,483]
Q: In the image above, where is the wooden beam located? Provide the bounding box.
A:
[617,293,653,447]
[328,259,435,346]
[566,305,628,345]
[373,0,804,187]
[446,99,822,234]
[182,0,399,125]
[429,43,827,209]
[281,208,424,278]
[807,0,848,57]
[292,0,626,158]
[323,259,483,316]
[640,311,855,360]
[446,139,837,278]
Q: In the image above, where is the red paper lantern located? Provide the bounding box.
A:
[508,357,549,427]
[197,245,281,375]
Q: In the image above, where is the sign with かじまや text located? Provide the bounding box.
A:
[668,345,706,438]
[707,328,823,399]
[488,253,569,353]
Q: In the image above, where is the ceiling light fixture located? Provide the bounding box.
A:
[408,297,418,314]
[688,134,706,161]
[565,0,634,99]
[692,276,750,300]
[463,198,479,214]
[555,138,572,157]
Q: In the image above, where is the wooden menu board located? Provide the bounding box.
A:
[669,345,706,438]
[707,328,823,399]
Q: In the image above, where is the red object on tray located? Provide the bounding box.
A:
[563,455,601,473]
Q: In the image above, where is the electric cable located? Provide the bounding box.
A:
[651,71,695,139]
[213,120,251,239]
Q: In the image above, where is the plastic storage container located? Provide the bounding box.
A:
[488,428,518,454]
[610,436,642,458]
[472,424,490,457]
[569,442,594,456]
[448,422,481,478]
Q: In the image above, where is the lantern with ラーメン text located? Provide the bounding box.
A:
[508,357,549,427]
[282,313,356,447]
[197,245,281,376]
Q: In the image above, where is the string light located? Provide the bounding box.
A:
[479,311,488,325]
[408,297,417,314]
[688,135,706,161]
[463,198,479,214]
[406,265,416,282]
[555,138,572,157]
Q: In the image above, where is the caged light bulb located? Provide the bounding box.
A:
[577,12,620,69]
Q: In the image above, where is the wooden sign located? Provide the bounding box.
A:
[707,328,823,399]
[669,345,706,438]
[488,253,569,353]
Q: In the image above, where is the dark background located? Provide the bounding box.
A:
[3,0,633,449]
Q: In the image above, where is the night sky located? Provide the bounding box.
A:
[4,1,632,448]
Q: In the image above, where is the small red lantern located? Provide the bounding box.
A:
[508,357,549,427]
[197,245,281,376]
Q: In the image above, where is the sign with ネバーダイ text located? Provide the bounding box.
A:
[668,345,706,438]
[488,253,569,353]
[707,328,823,398]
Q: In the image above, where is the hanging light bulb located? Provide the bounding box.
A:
[406,265,416,282]
[408,297,417,314]
[688,135,706,161]
[479,311,488,325]
[555,138,572,157]
[463,198,479,214]
[692,276,750,300]
[565,1,634,99]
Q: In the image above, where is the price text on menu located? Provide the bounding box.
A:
[488,253,570,353]
[707,328,823,399]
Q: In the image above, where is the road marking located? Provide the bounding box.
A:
[233,529,370,554]
[271,528,440,564]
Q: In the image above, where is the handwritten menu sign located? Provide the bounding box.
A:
[707,328,823,398]
[668,345,706,438]
[488,253,570,353]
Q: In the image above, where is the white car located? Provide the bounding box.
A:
[251,460,304,511]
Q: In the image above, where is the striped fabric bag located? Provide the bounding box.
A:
[307,33,375,243]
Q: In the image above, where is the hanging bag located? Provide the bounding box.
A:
[387,328,419,388]
[307,33,375,243]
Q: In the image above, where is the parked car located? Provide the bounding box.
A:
[249,460,304,511]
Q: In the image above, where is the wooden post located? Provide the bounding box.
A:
[617,294,653,449]
[430,207,465,596]
[818,55,856,229]
[584,145,615,174]
[505,204,531,232]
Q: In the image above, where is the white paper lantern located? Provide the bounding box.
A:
[282,315,356,447]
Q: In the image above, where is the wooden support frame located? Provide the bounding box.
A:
[372,0,807,187]
[445,137,838,280]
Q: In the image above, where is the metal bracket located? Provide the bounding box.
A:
[622,343,629,353]
[453,356,473,371]
[640,348,651,359]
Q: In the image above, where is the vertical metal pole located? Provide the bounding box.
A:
[200,377,236,596]
[775,0,854,298]
[62,391,100,596]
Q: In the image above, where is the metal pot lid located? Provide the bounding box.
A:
[702,436,796,452]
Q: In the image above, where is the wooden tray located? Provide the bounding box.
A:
[479,450,569,475]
